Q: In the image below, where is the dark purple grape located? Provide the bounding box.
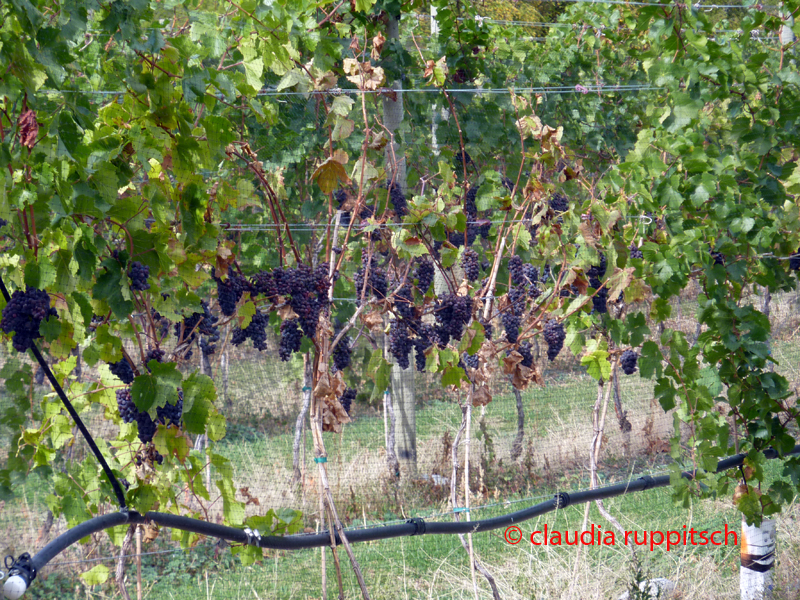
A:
[331,332,352,372]
[0,287,58,352]
[518,342,533,368]
[454,150,472,171]
[630,244,643,260]
[543,320,565,361]
[279,318,302,361]
[215,274,246,316]
[620,350,638,375]
[339,388,356,415]
[387,180,407,217]
[394,284,415,320]
[354,261,387,304]
[413,338,428,371]
[116,388,137,423]
[462,249,479,282]
[230,308,269,351]
[465,187,478,220]
[502,312,520,344]
[508,286,526,316]
[128,261,150,291]
[479,317,493,341]
[109,359,135,384]
[156,388,183,427]
[415,260,434,294]
[462,352,479,370]
[587,254,606,279]
[144,348,165,370]
[509,256,525,286]
[135,410,157,444]
[388,320,412,370]
[434,294,472,341]
[550,193,568,213]
[590,276,607,315]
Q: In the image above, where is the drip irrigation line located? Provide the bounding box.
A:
[0,274,128,511]
[7,443,796,595]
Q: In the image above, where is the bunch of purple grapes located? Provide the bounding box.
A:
[116,388,137,423]
[550,193,568,214]
[393,284,415,320]
[339,388,356,415]
[509,255,525,286]
[278,318,303,361]
[109,358,135,384]
[502,312,520,344]
[270,264,331,340]
[434,293,473,341]
[231,308,270,351]
[128,262,150,291]
[387,180,407,217]
[144,348,166,370]
[354,260,388,304]
[543,320,565,361]
[215,272,248,316]
[461,352,479,370]
[462,249,479,282]
[156,388,183,427]
[0,287,58,352]
[331,325,352,372]
[389,319,412,370]
[176,300,218,343]
[620,350,638,375]
[415,260,434,294]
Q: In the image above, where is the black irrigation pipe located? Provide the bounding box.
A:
[0,275,128,511]
[4,443,795,592]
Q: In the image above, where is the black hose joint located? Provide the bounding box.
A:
[554,492,570,509]
[638,475,656,491]
[243,527,262,547]
[4,552,36,597]
[407,517,426,536]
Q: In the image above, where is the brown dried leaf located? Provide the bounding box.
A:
[18,110,38,149]
[277,304,299,321]
[322,404,343,433]
[572,274,589,296]
[143,522,160,543]
[579,221,599,248]
[511,364,533,391]
[503,351,523,376]
[378,87,397,102]
[472,385,492,407]
[361,310,384,332]
[215,244,235,278]
[371,31,386,60]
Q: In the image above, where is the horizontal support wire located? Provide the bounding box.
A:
[41,84,664,96]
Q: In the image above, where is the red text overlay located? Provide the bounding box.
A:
[503,523,737,551]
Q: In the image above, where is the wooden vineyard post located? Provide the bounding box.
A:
[740,517,776,600]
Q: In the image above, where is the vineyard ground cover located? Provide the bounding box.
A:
[11,467,800,599]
